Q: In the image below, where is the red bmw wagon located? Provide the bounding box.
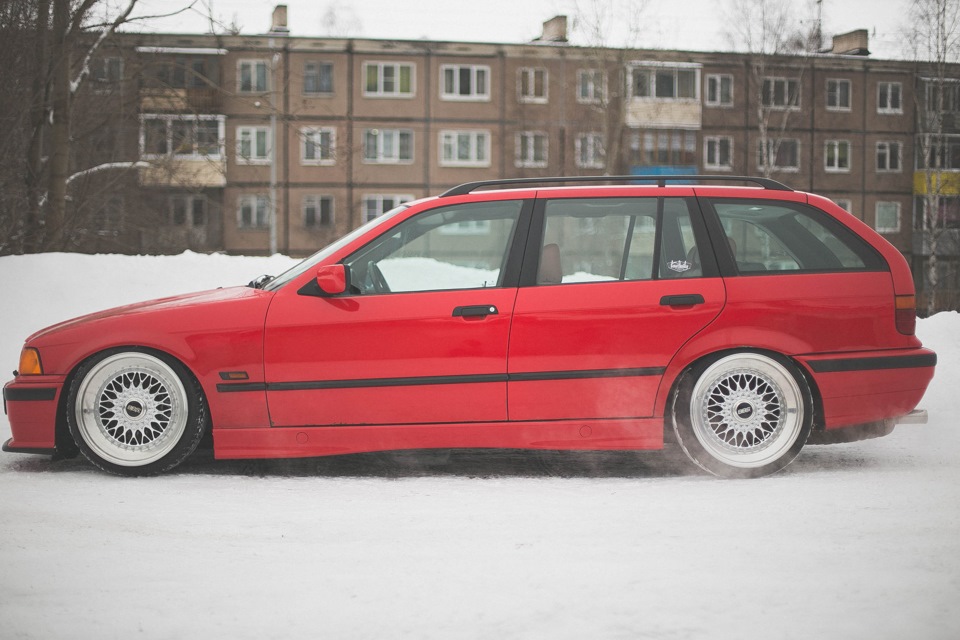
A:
[3,177,936,477]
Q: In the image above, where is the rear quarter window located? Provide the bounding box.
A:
[707,199,886,274]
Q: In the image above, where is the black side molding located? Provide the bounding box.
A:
[807,353,937,373]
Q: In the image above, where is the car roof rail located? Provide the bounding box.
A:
[439,175,794,197]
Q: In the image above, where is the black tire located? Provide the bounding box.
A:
[672,352,812,479]
[66,349,207,476]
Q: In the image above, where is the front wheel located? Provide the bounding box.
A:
[67,350,206,476]
[672,352,811,478]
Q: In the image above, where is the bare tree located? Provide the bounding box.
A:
[725,0,817,178]
[570,0,648,175]
[907,0,960,314]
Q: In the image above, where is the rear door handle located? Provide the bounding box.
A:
[660,294,705,306]
[453,305,499,318]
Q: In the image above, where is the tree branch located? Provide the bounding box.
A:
[70,0,140,95]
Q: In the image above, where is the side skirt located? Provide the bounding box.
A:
[212,418,664,460]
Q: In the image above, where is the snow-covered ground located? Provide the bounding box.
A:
[1,252,958,640]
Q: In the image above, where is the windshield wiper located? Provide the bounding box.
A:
[248,274,275,289]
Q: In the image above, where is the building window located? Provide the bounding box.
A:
[637,130,697,166]
[577,69,605,103]
[363,194,413,223]
[363,128,413,163]
[303,195,334,228]
[876,141,902,172]
[631,65,699,100]
[304,61,333,95]
[924,80,960,113]
[170,195,207,227]
[516,131,548,168]
[575,133,605,169]
[705,74,733,107]
[762,77,800,109]
[518,67,548,103]
[141,115,223,158]
[917,134,960,169]
[238,195,269,229]
[833,198,853,213]
[825,140,851,172]
[439,130,490,167]
[92,57,123,84]
[826,79,851,111]
[236,126,271,164]
[704,136,733,170]
[301,127,336,165]
[238,60,269,93]
[364,62,414,97]
[441,65,490,101]
[758,139,800,171]
[878,82,902,113]
[875,201,900,233]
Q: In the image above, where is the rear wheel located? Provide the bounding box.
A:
[67,350,206,476]
[672,352,811,478]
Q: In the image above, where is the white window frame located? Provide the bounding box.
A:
[303,61,334,95]
[238,194,269,229]
[303,194,334,228]
[833,198,853,213]
[439,130,491,168]
[705,74,733,107]
[762,77,801,109]
[875,201,901,233]
[825,139,851,173]
[758,138,801,172]
[363,61,415,98]
[878,82,903,114]
[236,126,271,165]
[300,127,336,165]
[826,78,852,111]
[876,141,902,173]
[630,63,701,102]
[575,133,605,169]
[577,69,605,104]
[140,115,225,159]
[363,194,413,223]
[704,136,734,171]
[440,65,490,101]
[363,128,414,164]
[518,67,548,104]
[515,131,548,168]
[237,59,269,93]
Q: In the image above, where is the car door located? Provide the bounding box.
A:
[263,199,529,427]
[507,194,726,421]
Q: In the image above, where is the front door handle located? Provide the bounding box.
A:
[453,305,499,318]
[660,294,705,306]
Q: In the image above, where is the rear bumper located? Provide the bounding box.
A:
[796,348,936,429]
[3,378,63,453]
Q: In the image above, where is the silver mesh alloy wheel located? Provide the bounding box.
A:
[73,353,189,467]
[688,353,805,470]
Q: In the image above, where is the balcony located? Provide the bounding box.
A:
[140,87,222,113]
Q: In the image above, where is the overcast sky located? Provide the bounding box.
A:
[127,0,909,60]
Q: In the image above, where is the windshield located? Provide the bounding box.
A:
[261,203,414,291]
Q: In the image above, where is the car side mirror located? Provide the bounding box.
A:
[315,264,349,296]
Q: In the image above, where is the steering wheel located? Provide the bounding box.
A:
[368,261,390,294]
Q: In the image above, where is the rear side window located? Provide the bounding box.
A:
[537,197,703,284]
[709,200,885,274]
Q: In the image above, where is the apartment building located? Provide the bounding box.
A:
[80,7,960,307]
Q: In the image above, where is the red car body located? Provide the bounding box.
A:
[3,178,936,477]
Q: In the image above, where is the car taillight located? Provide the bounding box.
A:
[895,295,917,335]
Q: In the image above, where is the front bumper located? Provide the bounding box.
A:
[2,377,63,454]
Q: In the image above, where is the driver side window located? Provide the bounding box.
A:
[343,200,523,294]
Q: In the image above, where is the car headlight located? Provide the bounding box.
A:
[18,347,43,375]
